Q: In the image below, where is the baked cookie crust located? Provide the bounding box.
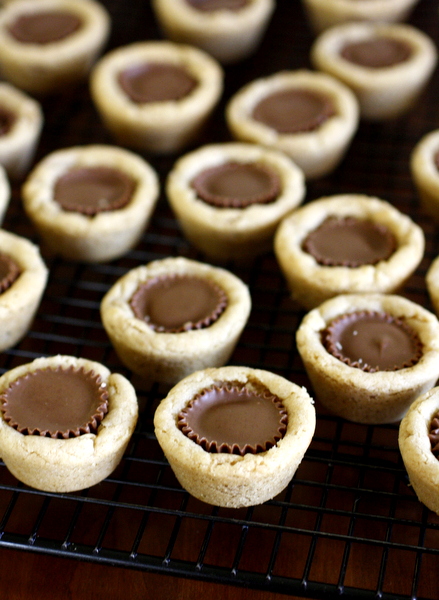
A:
[226,69,359,179]
[166,142,305,262]
[0,355,138,493]
[274,194,424,310]
[154,365,316,508]
[311,22,437,120]
[101,257,252,384]
[296,293,439,424]
[22,144,160,263]
[411,129,439,224]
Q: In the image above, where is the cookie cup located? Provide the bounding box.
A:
[166,142,305,262]
[0,165,10,223]
[296,293,439,424]
[0,229,48,351]
[0,83,43,179]
[399,387,439,514]
[154,366,316,508]
[21,144,159,263]
[0,0,110,95]
[100,257,251,385]
[274,194,424,310]
[151,0,274,64]
[311,22,437,121]
[90,41,223,154]
[410,129,439,224]
[0,355,138,493]
[226,69,359,180]
[302,0,420,35]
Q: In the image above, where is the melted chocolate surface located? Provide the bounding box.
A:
[0,107,15,136]
[1,366,109,439]
[323,310,423,372]
[130,274,228,332]
[429,412,439,457]
[53,166,136,215]
[191,161,281,208]
[340,36,412,69]
[8,10,82,45]
[118,62,197,104]
[178,384,288,454]
[302,216,396,267]
[0,253,20,293]
[252,88,335,134]
[186,0,248,11]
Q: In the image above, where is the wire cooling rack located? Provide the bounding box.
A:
[1,0,439,598]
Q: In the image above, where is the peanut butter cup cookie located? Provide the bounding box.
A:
[410,129,439,224]
[166,142,305,261]
[0,0,110,95]
[90,40,223,154]
[22,144,159,263]
[0,82,43,179]
[100,257,251,384]
[154,365,315,507]
[311,22,437,120]
[0,355,138,492]
[302,0,420,35]
[226,69,359,179]
[151,0,274,64]
[0,228,48,352]
[274,194,424,310]
[399,386,439,515]
[297,293,439,424]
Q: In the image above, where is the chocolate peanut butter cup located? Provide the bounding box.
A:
[53,166,136,215]
[302,216,396,267]
[0,107,15,137]
[118,62,198,104]
[8,10,82,45]
[0,253,20,294]
[186,0,248,11]
[252,88,335,134]
[130,274,228,333]
[429,412,439,458]
[1,366,109,439]
[340,36,412,69]
[323,310,423,372]
[191,161,281,208]
[178,383,288,454]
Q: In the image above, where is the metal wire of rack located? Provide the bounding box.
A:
[0,0,439,598]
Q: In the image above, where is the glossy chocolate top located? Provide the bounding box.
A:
[130,274,228,333]
[252,88,335,134]
[0,253,21,293]
[0,107,15,136]
[302,216,396,267]
[178,383,288,454]
[323,310,423,372]
[429,412,439,457]
[186,0,248,11]
[191,161,281,208]
[340,36,412,69]
[118,62,197,104]
[53,166,136,215]
[1,366,109,439]
[8,10,82,45]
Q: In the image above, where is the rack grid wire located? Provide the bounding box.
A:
[0,0,439,598]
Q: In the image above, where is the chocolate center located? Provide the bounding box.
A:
[53,166,136,215]
[130,274,228,332]
[118,62,198,104]
[1,366,109,439]
[191,161,281,208]
[302,216,396,267]
[0,107,15,136]
[186,0,248,11]
[178,384,288,454]
[429,412,439,457]
[323,310,423,372]
[7,10,82,45]
[0,253,21,293]
[340,37,412,69]
[252,88,335,134]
